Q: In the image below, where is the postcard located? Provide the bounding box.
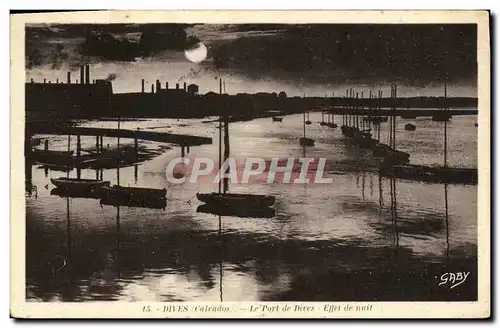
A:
[10,10,490,319]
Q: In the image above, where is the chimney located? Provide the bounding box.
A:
[30,78,34,83]
[67,72,71,84]
[176,83,179,90]
[85,65,90,84]
[56,78,59,84]
[165,82,169,89]
[156,80,161,92]
[183,82,186,91]
[141,79,145,93]
[151,84,154,93]
[80,66,84,84]
[43,78,46,84]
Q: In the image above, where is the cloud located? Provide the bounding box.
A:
[208,24,477,87]
[25,23,200,68]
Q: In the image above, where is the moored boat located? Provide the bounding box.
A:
[101,185,167,200]
[197,203,276,218]
[50,177,110,191]
[272,117,283,122]
[405,123,416,131]
[196,192,275,208]
[299,137,315,147]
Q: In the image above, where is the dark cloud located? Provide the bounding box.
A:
[25,23,200,67]
[210,24,477,87]
[25,23,477,88]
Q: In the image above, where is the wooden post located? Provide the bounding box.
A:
[187,146,190,154]
[76,135,81,158]
[96,136,100,154]
[44,140,49,151]
[100,136,103,153]
[134,137,138,157]
[181,145,185,158]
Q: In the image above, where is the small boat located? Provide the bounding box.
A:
[196,192,275,208]
[300,137,315,147]
[37,162,74,172]
[319,121,328,126]
[432,115,451,122]
[272,117,283,122]
[100,193,167,209]
[364,116,388,123]
[197,203,276,218]
[305,120,312,125]
[33,149,74,157]
[401,114,417,119]
[50,177,110,191]
[101,185,167,200]
[51,187,101,199]
[325,122,338,128]
[405,123,416,131]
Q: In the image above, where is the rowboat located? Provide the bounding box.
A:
[101,185,167,200]
[100,191,167,209]
[50,187,101,199]
[50,177,110,191]
[197,203,276,218]
[299,137,315,147]
[405,123,416,131]
[196,192,275,208]
[272,117,283,122]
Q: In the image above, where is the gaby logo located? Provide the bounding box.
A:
[165,157,333,185]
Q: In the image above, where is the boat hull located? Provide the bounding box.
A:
[299,137,315,147]
[197,192,275,208]
[50,178,110,191]
[101,186,167,207]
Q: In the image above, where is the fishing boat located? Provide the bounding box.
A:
[50,187,101,199]
[379,162,477,184]
[197,78,276,210]
[197,203,276,218]
[305,110,311,125]
[197,192,275,208]
[432,114,451,122]
[33,149,74,157]
[404,123,416,131]
[299,111,315,146]
[100,189,167,209]
[101,185,166,199]
[50,177,110,191]
[272,117,283,122]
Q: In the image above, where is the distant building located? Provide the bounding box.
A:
[187,84,199,96]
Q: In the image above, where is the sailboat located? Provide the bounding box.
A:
[299,111,315,147]
[100,111,167,206]
[196,78,276,210]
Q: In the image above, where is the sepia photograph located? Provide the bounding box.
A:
[10,10,490,318]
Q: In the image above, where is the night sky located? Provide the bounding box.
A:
[25,23,477,97]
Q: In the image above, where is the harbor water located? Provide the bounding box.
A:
[26,112,478,302]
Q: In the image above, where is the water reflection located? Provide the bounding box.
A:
[26,115,477,302]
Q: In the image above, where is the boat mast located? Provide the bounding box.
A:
[218,78,223,194]
[117,110,121,186]
[444,84,448,168]
[223,83,230,194]
[303,111,306,138]
[393,85,397,150]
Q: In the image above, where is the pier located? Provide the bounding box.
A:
[29,125,212,147]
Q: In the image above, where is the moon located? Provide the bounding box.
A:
[184,43,208,63]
